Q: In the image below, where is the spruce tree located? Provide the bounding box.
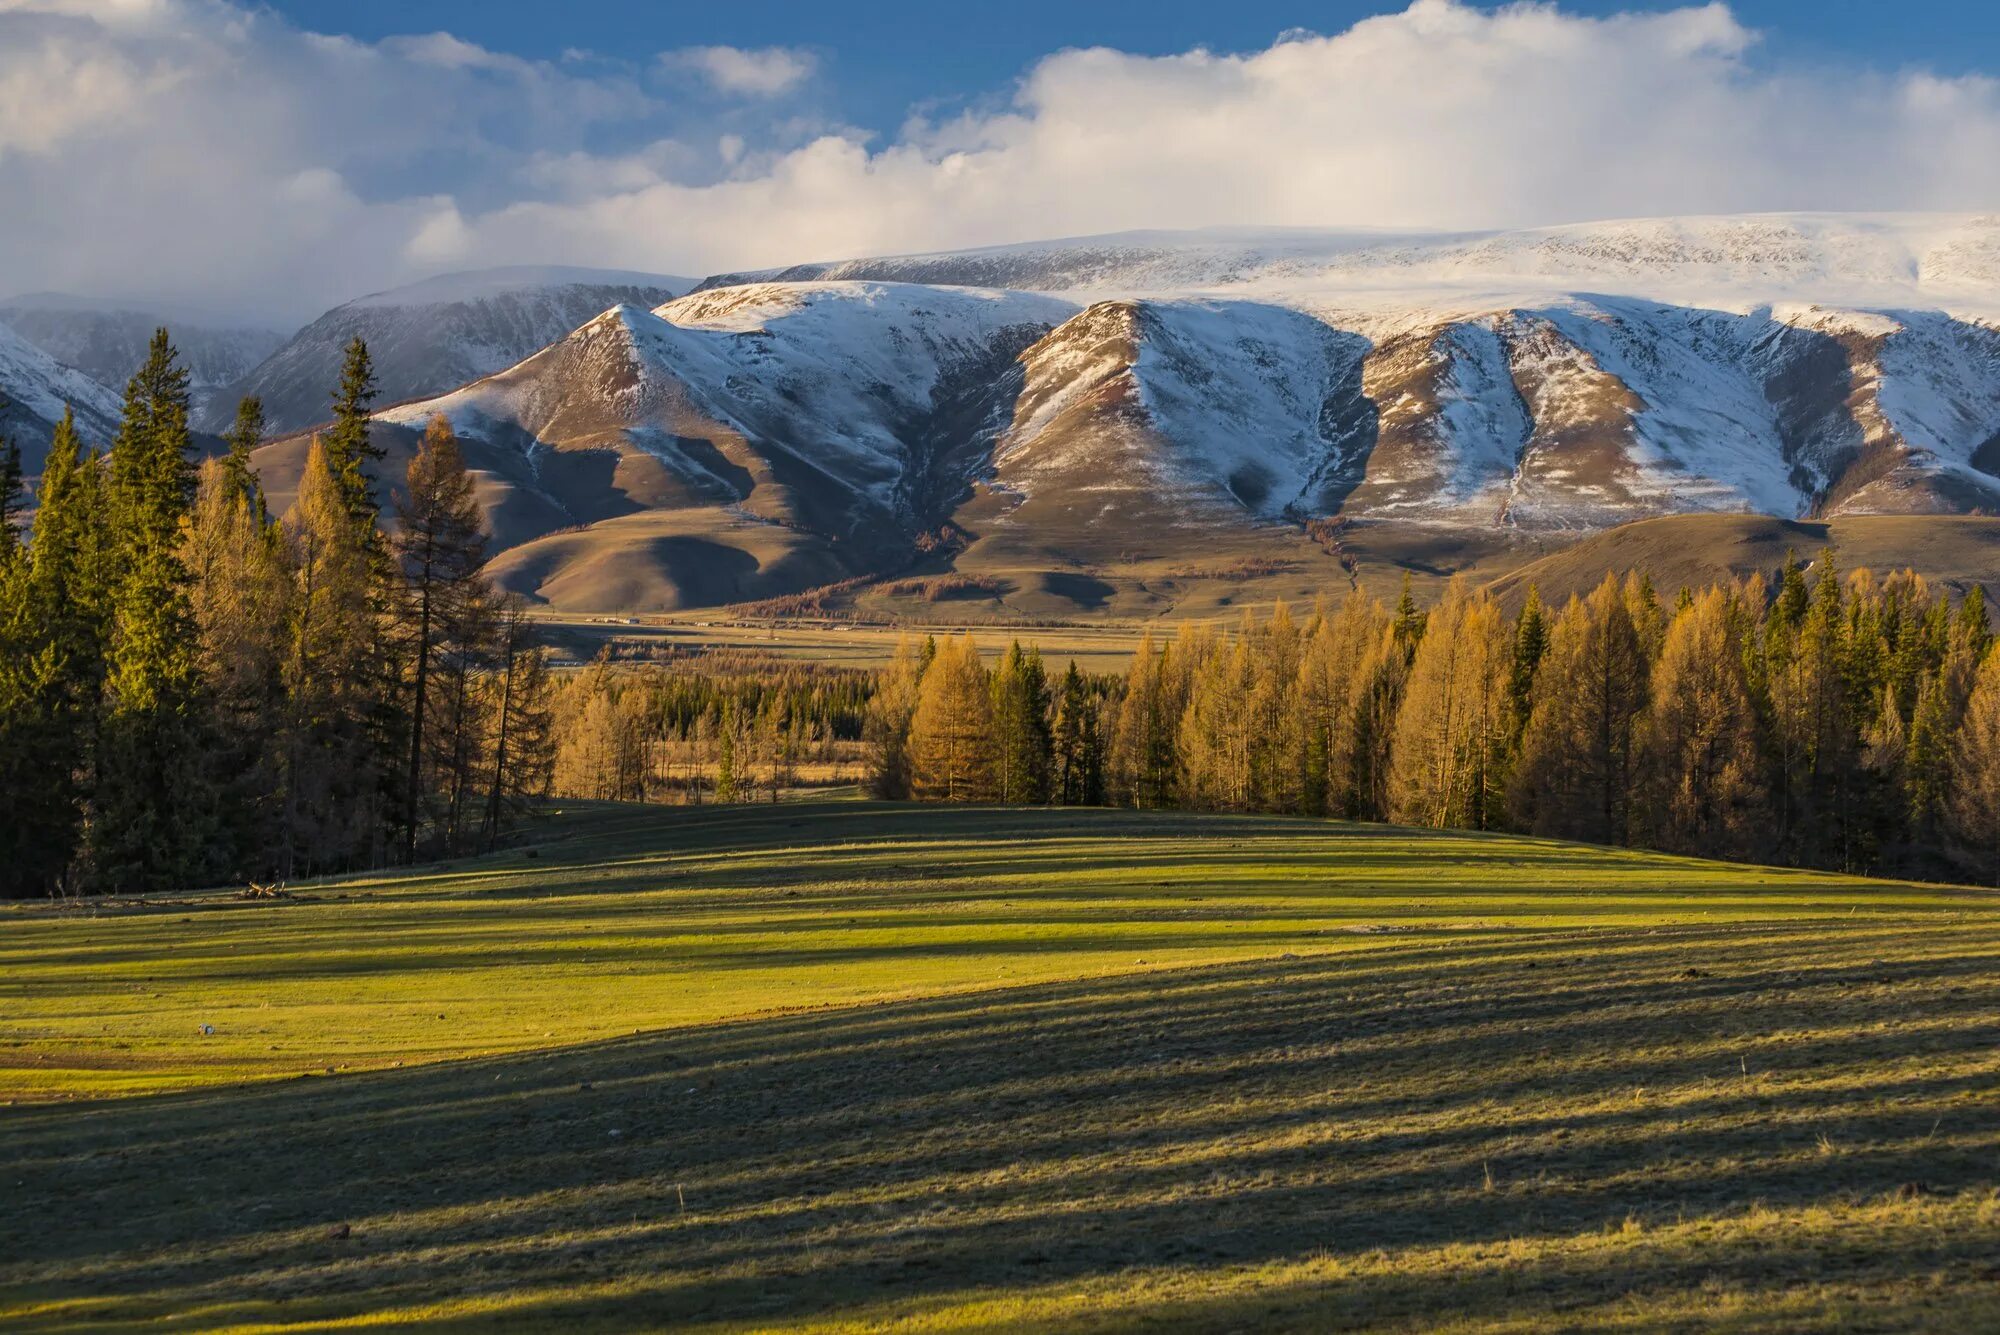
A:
[1052,661,1092,805]
[0,420,64,894]
[990,642,1053,804]
[1393,572,1425,656]
[1510,577,1648,844]
[715,703,740,803]
[1508,586,1548,744]
[93,331,219,890]
[1772,550,1810,634]
[325,337,381,530]
[1957,586,1992,661]
[1906,671,1955,848]
[1773,552,1858,866]
[220,395,268,516]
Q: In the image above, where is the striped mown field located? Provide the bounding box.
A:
[4,803,1998,1331]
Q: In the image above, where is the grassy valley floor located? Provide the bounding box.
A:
[3,803,1999,1330]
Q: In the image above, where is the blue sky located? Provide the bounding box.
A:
[266,0,1999,138]
[6,0,2000,319]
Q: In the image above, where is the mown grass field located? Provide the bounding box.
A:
[5,803,2000,1331]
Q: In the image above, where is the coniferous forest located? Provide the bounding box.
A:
[0,331,554,897]
[544,566,2000,886]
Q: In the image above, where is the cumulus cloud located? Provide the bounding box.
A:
[2,0,1999,323]
[664,44,817,97]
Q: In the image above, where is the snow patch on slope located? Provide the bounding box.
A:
[0,321,120,427]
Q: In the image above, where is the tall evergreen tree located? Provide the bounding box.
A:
[93,331,220,891]
[1770,552,1859,866]
[0,414,79,894]
[990,642,1053,804]
[0,598,54,892]
[1957,586,1993,661]
[221,394,267,513]
[1508,585,1548,745]
[324,336,381,529]
[1051,660,1094,805]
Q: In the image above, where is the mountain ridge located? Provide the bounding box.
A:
[7,213,1991,615]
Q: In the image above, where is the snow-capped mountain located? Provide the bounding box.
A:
[705,213,2000,315]
[203,266,692,434]
[230,214,2000,612]
[0,294,286,421]
[364,282,1070,606]
[0,318,124,474]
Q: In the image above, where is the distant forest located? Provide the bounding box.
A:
[6,330,2000,896]
[551,565,2000,886]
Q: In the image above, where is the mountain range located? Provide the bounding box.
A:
[4,214,1998,616]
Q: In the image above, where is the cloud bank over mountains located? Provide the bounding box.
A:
[4,0,2000,321]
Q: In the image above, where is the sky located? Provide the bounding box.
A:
[3,0,1999,324]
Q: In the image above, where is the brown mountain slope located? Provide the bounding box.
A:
[1485,514,2000,611]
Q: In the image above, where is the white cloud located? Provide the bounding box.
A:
[664,44,816,98]
[2,0,1999,324]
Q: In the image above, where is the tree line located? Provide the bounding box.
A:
[858,567,2000,883]
[0,332,554,897]
[549,657,874,803]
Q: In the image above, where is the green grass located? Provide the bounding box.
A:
[4,803,2000,1331]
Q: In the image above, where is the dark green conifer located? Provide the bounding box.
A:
[324,337,381,529]
[1508,585,1548,742]
[221,394,267,515]
[93,331,220,891]
[991,642,1053,804]
[1957,585,1992,659]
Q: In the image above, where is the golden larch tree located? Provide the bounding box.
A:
[909,634,997,802]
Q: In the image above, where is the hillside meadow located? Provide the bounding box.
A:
[4,802,2000,1331]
